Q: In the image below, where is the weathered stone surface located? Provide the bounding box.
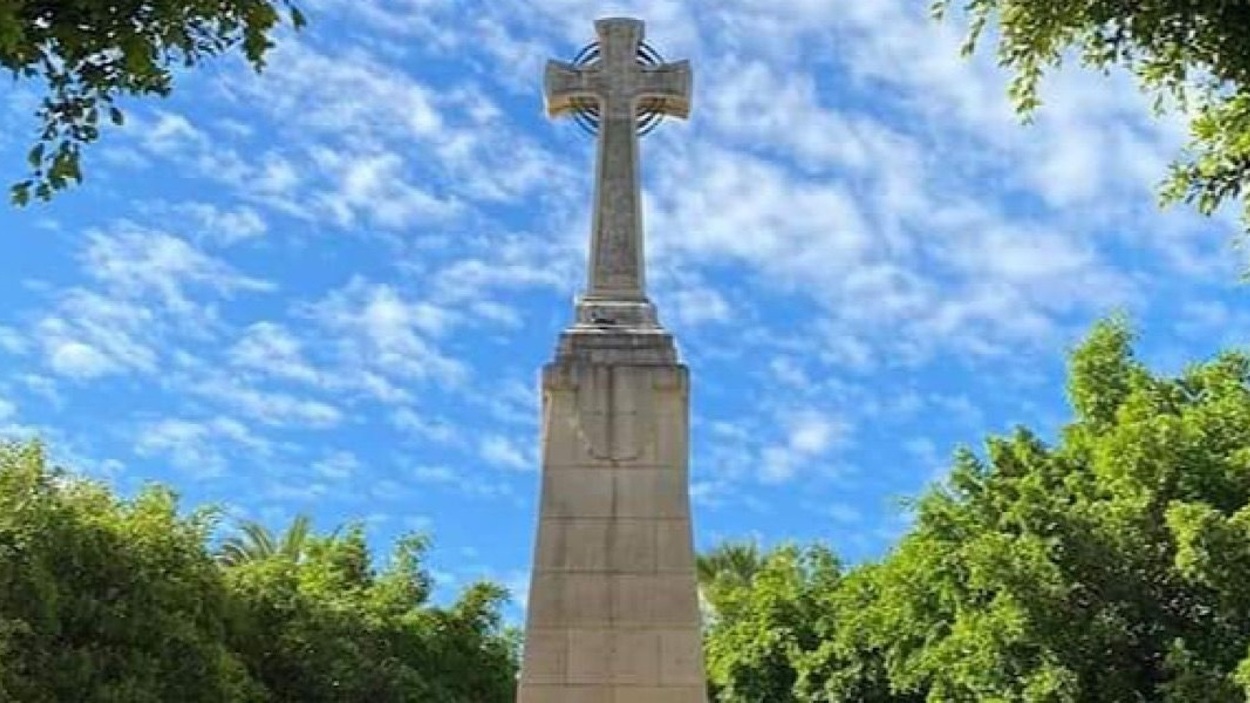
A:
[522,15,704,702]
[518,360,706,700]
[544,18,691,304]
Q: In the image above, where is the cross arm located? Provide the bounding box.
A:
[637,60,692,119]
[544,60,600,118]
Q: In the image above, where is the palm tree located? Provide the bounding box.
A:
[697,539,765,589]
[696,540,766,621]
[217,513,313,567]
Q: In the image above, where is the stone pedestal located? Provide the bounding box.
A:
[517,329,707,703]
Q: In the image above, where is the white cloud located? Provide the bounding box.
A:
[502,569,532,609]
[413,464,457,483]
[391,407,460,445]
[307,148,461,230]
[930,394,986,431]
[826,502,863,525]
[905,436,951,485]
[769,357,811,388]
[759,409,851,484]
[37,291,157,379]
[81,224,274,313]
[789,411,840,454]
[369,479,409,501]
[226,321,417,406]
[480,434,532,471]
[0,326,26,355]
[360,283,453,338]
[15,374,61,407]
[649,143,871,279]
[409,462,519,501]
[666,285,731,327]
[701,58,897,174]
[47,341,116,379]
[475,376,539,428]
[468,300,524,328]
[29,223,276,385]
[265,480,332,502]
[160,202,269,246]
[229,322,320,385]
[690,479,732,508]
[232,43,446,142]
[184,38,574,222]
[134,416,271,478]
[312,451,360,481]
[141,111,204,157]
[307,277,466,385]
[190,374,343,429]
[429,234,576,303]
[644,89,1141,363]
[497,0,700,58]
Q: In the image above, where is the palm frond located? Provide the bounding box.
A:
[280,513,312,561]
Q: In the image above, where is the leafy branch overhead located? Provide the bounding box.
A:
[933,0,1250,232]
[0,0,306,205]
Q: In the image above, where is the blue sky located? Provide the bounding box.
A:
[0,0,1247,612]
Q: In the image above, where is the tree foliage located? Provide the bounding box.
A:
[0,441,517,702]
[8,313,1250,701]
[216,513,314,567]
[705,318,1250,701]
[932,0,1250,240]
[697,539,767,616]
[0,0,305,205]
[702,544,851,702]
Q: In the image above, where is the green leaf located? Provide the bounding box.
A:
[936,0,1250,270]
[3,0,303,204]
[10,180,31,206]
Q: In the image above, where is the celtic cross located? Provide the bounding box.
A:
[545,18,692,326]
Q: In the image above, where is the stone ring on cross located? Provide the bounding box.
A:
[544,18,692,138]
[566,40,671,135]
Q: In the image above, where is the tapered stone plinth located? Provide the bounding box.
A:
[517,329,707,703]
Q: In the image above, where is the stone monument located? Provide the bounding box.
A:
[516,17,707,703]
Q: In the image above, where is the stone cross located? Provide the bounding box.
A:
[544,18,692,310]
[519,18,708,702]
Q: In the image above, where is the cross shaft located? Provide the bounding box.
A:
[545,18,691,320]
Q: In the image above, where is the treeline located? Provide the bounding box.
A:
[4,317,1249,702]
[701,319,1250,701]
[0,442,517,702]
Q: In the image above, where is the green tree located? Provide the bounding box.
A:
[700,542,910,703]
[821,318,1250,700]
[0,440,259,702]
[933,1,1250,242]
[697,539,767,617]
[702,543,841,702]
[705,318,1250,701]
[0,0,306,205]
[223,525,518,702]
[217,513,315,567]
[0,438,519,702]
